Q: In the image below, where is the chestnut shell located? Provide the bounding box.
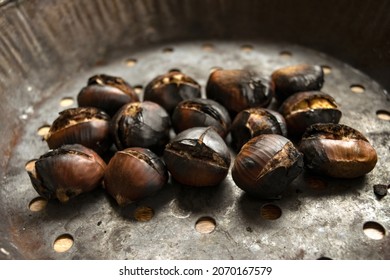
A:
[111,101,171,153]
[230,108,287,151]
[232,134,303,199]
[164,127,231,187]
[171,98,231,138]
[143,71,201,114]
[104,147,168,206]
[25,144,106,203]
[206,69,274,116]
[271,64,324,103]
[298,123,378,178]
[77,74,139,116]
[45,107,112,154]
[279,91,341,137]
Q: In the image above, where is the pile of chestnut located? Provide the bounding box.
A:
[26,64,378,205]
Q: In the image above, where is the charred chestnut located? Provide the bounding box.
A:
[104,147,168,206]
[279,91,341,137]
[171,98,231,138]
[298,123,377,178]
[232,134,303,199]
[206,69,274,116]
[77,74,139,116]
[231,108,287,151]
[111,101,170,153]
[143,71,201,114]
[164,127,231,187]
[25,144,106,203]
[45,107,112,154]
[271,64,324,102]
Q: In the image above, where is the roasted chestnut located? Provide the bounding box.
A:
[104,147,168,206]
[25,144,106,203]
[111,101,170,153]
[44,107,112,154]
[206,69,274,116]
[279,91,341,137]
[298,123,377,178]
[230,108,287,151]
[77,74,139,116]
[232,134,303,199]
[164,127,231,187]
[171,98,231,138]
[271,64,324,103]
[143,71,201,114]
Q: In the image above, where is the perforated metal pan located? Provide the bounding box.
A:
[0,0,389,260]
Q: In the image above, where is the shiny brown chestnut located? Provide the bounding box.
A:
[206,69,274,117]
[25,144,106,203]
[111,101,170,153]
[171,98,231,138]
[44,107,112,154]
[104,147,168,206]
[164,127,231,187]
[143,70,201,114]
[232,134,303,199]
[77,74,139,116]
[279,91,341,137]
[298,123,378,178]
[271,64,324,103]
[230,108,287,151]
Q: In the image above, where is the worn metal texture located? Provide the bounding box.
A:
[0,0,389,260]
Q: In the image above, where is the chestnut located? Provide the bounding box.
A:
[111,101,170,153]
[143,70,201,114]
[232,134,303,199]
[279,91,341,137]
[104,147,168,206]
[164,127,231,187]
[206,69,274,116]
[44,107,112,154]
[271,64,324,103]
[171,98,231,138]
[298,123,377,178]
[77,74,139,116]
[230,108,287,151]
[25,144,106,203]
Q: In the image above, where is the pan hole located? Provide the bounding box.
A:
[279,51,292,58]
[133,85,143,95]
[97,221,102,226]
[53,234,74,253]
[317,256,332,260]
[321,65,332,75]
[376,110,390,121]
[169,68,181,73]
[134,206,154,222]
[260,204,282,220]
[125,58,137,67]
[350,84,365,93]
[163,47,174,53]
[209,66,222,74]
[241,44,253,52]
[363,221,386,240]
[305,176,328,190]
[29,197,48,212]
[202,43,214,52]
[59,97,74,107]
[195,216,216,234]
[37,125,50,137]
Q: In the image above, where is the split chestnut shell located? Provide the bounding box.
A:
[25,144,106,203]
[77,74,139,116]
[164,127,231,187]
[298,123,377,178]
[232,134,303,199]
[104,147,168,206]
